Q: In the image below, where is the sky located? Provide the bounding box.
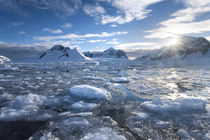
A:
[0,0,210,57]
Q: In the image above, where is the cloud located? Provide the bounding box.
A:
[106,38,120,44]
[145,0,210,39]
[87,40,106,43]
[83,4,105,17]
[0,0,82,17]
[18,31,26,34]
[42,28,63,34]
[61,23,72,29]
[93,0,164,25]
[114,42,158,49]
[110,24,118,27]
[34,31,128,41]
[9,22,24,27]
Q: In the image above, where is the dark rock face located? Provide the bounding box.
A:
[50,45,67,51]
[152,36,210,60]
[0,121,47,140]
[84,47,128,59]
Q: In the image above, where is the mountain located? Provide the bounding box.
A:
[153,36,210,60]
[0,55,11,64]
[84,47,128,59]
[135,36,210,61]
[35,45,88,62]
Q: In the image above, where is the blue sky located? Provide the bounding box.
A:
[0,0,210,51]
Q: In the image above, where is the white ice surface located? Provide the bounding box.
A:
[177,129,191,139]
[133,112,150,120]
[70,85,111,100]
[62,117,89,127]
[155,121,170,128]
[0,93,48,120]
[83,76,104,80]
[141,95,206,114]
[70,101,98,110]
[110,77,130,83]
[81,127,127,140]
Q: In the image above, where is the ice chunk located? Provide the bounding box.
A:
[9,93,45,108]
[83,76,103,80]
[62,117,89,127]
[70,85,111,100]
[141,95,206,114]
[110,77,130,83]
[81,127,127,140]
[40,132,60,140]
[0,93,46,120]
[133,112,149,120]
[70,101,98,110]
[177,129,191,139]
[59,117,89,134]
[155,121,170,128]
[204,132,210,140]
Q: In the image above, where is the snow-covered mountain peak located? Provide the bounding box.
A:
[37,45,88,62]
[0,55,11,64]
[50,45,67,51]
[84,47,128,59]
[153,36,210,60]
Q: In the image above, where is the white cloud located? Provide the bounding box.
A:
[106,38,120,44]
[145,0,210,39]
[61,23,72,29]
[106,41,120,45]
[9,22,24,27]
[99,0,163,25]
[42,28,63,34]
[87,40,106,43]
[114,42,158,49]
[18,31,26,34]
[0,40,83,49]
[83,4,105,17]
[34,31,128,41]
[110,24,118,27]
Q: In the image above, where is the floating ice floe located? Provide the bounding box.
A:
[133,112,150,120]
[40,132,60,140]
[81,127,127,140]
[110,77,130,83]
[83,76,104,80]
[70,101,98,110]
[70,85,111,100]
[177,129,191,139]
[0,93,48,120]
[141,95,206,114]
[59,117,89,135]
[62,117,89,127]
[155,121,170,128]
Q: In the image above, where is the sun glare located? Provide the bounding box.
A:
[168,38,179,46]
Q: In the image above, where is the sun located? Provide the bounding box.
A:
[168,38,179,46]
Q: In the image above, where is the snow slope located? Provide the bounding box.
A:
[0,55,11,64]
[135,36,210,63]
[35,45,89,62]
[84,47,128,59]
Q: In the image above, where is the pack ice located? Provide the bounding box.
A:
[70,85,111,100]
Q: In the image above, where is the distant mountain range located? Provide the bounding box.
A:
[83,47,128,59]
[1,36,210,63]
[136,36,210,61]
